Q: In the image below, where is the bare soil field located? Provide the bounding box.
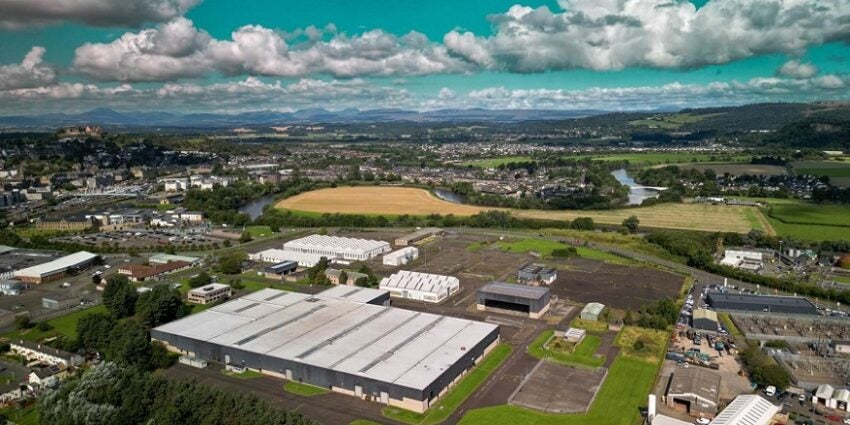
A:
[278,186,761,233]
[551,258,685,310]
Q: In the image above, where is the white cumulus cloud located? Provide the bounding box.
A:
[0,47,57,90]
[777,60,819,79]
[0,0,201,29]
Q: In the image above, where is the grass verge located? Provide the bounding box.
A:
[221,369,264,380]
[284,381,331,396]
[527,330,604,369]
[718,313,743,337]
[383,344,512,425]
[3,304,107,342]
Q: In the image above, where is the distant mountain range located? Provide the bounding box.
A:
[0,107,614,131]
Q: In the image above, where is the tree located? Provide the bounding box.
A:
[623,215,640,234]
[570,217,595,230]
[338,270,348,286]
[106,321,152,369]
[102,275,138,318]
[14,316,31,330]
[188,271,212,288]
[136,285,184,328]
[77,312,117,353]
[239,231,253,244]
[217,251,246,275]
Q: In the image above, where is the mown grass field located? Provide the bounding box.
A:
[792,161,850,178]
[527,330,605,368]
[457,326,665,425]
[383,344,512,425]
[3,304,107,342]
[747,197,850,241]
[278,186,764,233]
[245,225,274,237]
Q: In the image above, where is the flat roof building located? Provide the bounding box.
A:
[264,261,298,279]
[665,368,721,418]
[148,253,201,266]
[324,268,369,286]
[517,263,557,285]
[187,283,232,305]
[14,251,99,284]
[152,287,499,413]
[380,271,460,304]
[710,394,779,425]
[580,302,605,322]
[394,228,444,246]
[707,292,819,315]
[383,247,419,267]
[692,308,719,331]
[283,235,390,261]
[118,260,191,282]
[249,248,327,268]
[477,282,550,319]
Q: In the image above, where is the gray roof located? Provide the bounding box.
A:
[518,263,557,276]
[707,292,816,309]
[667,368,721,406]
[153,287,496,392]
[710,395,779,425]
[478,282,550,300]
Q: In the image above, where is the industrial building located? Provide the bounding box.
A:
[325,268,368,286]
[248,248,327,268]
[149,253,201,266]
[14,251,99,284]
[476,282,550,319]
[580,302,606,321]
[383,247,419,267]
[379,271,460,304]
[691,308,719,331]
[709,395,779,425]
[152,287,498,413]
[517,263,557,285]
[42,293,79,310]
[665,368,721,418]
[283,235,390,261]
[706,292,819,315]
[394,228,444,246]
[187,283,232,305]
[719,249,765,271]
[263,261,298,279]
[118,260,192,282]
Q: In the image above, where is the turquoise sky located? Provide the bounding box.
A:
[0,0,848,113]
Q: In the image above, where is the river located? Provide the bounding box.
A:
[433,188,468,204]
[611,168,661,206]
[238,195,277,220]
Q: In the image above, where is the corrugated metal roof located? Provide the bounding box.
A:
[709,395,779,425]
[478,282,549,300]
[14,251,98,278]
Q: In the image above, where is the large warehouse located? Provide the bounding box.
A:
[383,247,419,267]
[248,249,327,268]
[477,282,550,319]
[706,292,819,315]
[14,251,99,284]
[379,270,460,303]
[283,235,391,261]
[152,287,498,413]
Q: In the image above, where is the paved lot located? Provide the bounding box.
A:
[510,360,606,413]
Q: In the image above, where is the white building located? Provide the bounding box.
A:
[283,235,390,261]
[248,248,327,267]
[149,253,201,266]
[383,247,419,267]
[10,340,83,367]
[710,394,779,425]
[720,249,764,271]
[379,270,460,303]
[187,283,232,305]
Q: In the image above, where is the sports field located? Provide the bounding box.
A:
[278,186,765,233]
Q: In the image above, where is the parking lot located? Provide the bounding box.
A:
[51,229,227,250]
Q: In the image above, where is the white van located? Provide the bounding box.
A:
[765,385,776,397]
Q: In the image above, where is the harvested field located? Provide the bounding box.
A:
[552,258,685,310]
[278,186,762,233]
[509,361,606,413]
[676,163,787,176]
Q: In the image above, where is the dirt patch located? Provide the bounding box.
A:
[509,360,606,413]
[552,258,684,310]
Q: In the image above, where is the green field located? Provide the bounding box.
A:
[3,304,107,342]
[496,239,567,257]
[245,225,274,237]
[383,344,512,425]
[574,246,637,265]
[221,369,264,380]
[754,197,850,241]
[284,381,330,396]
[462,156,532,168]
[528,330,605,368]
[792,161,850,178]
[627,112,725,130]
[576,152,749,166]
[458,326,663,425]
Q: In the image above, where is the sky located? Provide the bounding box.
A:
[0,0,849,114]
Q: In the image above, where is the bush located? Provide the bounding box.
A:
[14,316,31,330]
[36,321,52,332]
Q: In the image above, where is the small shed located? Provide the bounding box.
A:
[580,302,605,321]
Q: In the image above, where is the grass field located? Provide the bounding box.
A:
[627,112,725,130]
[245,225,274,237]
[748,197,850,241]
[462,156,533,168]
[383,344,512,425]
[221,369,264,380]
[676,163,787,176]
[792,161,850,178]
[278,186,764,233]
[458,327,664,425]
[284,381,330,396]
[528,330,604,368]
[579,152,749,166]
[497,239,566,257]
[3,304,107,342]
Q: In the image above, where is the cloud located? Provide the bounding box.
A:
[777,60,819,79]
[0,0,200,29]
[0,47,57,90]
[444,0,850,72]
[72,18,471,82]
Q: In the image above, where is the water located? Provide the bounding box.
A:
[611,168,661,206]
[433,188,468,204]
[239,195,276,220]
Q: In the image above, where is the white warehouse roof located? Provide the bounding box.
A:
[710,395,779,425]
[152,288,497,392]
[284,235,389,258]
[384,247,419,262]
[380,271,459,295]
[249,249,326,267]
[14,251,98,278]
